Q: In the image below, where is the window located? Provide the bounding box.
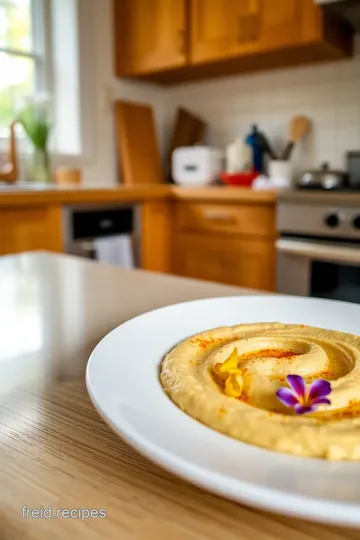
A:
[0,0,88,160]
[0,0,48,138]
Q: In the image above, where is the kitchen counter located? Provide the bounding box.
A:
[0,252,357,540]
[0,183,170,207]
[278,190,360,206]
[0,183,276,206]
[170,186,276,204]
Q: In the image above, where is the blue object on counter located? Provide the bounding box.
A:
[245,124,264,173]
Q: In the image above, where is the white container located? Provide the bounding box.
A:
[268,160,293,189]
[172,146,222,186]
[225,138,252,173]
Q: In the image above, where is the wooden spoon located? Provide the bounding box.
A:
[281,116,311,160]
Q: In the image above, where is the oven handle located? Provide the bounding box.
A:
[276,238,360,265]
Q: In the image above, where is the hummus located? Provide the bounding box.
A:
[160,323,360,460]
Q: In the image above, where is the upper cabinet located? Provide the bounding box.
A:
[190,0,238,63]
[113,0,353,83]
[191,0,266,62]
[114,0,187,76]
[256,0,304,51]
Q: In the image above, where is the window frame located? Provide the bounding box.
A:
[0,0,94,167]
[0,0,50,133]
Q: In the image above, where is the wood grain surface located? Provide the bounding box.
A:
[114,101,164,185]
[0,185,277,208]
[1,380,359,540]
[0,253,358,540]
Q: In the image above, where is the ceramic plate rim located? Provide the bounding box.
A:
[86,295,360,528]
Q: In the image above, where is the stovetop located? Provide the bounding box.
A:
[297,186,360,193]
[277,191,360,241]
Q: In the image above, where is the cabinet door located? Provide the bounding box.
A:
[257,0,304,51]
[233,0,262,54]
[0,206,63,255]
[174,232,275,291]
[190,0,317,64]
[114,0,187,75]
[190,0,238,63]
[141,202,173,273]
[233,0,304,54]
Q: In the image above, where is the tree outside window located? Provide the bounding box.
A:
[0,0,46,138]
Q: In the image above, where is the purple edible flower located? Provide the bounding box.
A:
[276,375,331,415]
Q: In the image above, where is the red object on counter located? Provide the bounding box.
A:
[219,171,259,187]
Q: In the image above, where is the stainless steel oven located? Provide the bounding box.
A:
[277,195,360,303]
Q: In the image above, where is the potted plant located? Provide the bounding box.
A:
[17,96,52,183]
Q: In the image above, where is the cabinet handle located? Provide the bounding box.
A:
[203,210,236,223]
[177,29,186,55]
[238,11,260,44]
[250,14,260,41]
[237,16,248,44]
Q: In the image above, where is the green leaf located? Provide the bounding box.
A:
[17,105,50,150]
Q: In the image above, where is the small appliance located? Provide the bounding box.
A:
[172,146,222,186]
[348,151,360,189]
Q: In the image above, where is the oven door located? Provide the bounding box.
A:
[276,238,360,303]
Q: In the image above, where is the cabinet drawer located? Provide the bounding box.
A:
[0,206,63,255]
[177,203,275,237]
[174,232,275,291]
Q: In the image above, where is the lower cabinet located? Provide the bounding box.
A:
[173,201,276,291]
[0,205,63,255]
[174,231,275,291]
[141,201,173,273]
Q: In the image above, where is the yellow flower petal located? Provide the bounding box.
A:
[218,348,239,373]
[224,372,244,398]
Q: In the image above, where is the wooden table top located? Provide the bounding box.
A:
[1,253,358,539]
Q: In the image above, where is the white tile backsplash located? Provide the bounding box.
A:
[164,36,360,176]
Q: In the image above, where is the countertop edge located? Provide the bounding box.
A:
[0,185,277,207]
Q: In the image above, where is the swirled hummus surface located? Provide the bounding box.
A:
[160,323,360,460]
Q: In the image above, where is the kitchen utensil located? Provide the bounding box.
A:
[347,151,360,189]
[259,132,277,160]
[268,159,293,189]
[281,116,311,160]
[219,171,258,187]
[0,121,17,183]
[114,101,164,185]
[166,108,206,182]
[87,294,360,528]
[245,124,265,173]
[298,162,347,190]
[225,138,252,173]
[172,146,222,186]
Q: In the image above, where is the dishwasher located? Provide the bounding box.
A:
[62,204,141,266]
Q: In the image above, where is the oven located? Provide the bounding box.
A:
[276,199,360,304]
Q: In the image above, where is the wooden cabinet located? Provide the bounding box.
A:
[258,0,304,51]
[0,206,63,255]
[190,0,270,62]
[232,0,263,54]
[190,0,238,63]
[173,201,276,291]
[114,0,352,84]
[191,0,327,62]
[177,202,275,237]
[114,0,187,76]
[141,201,173,273]
[175,232,275,291]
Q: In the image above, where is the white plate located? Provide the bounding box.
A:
[86,295,360,527]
